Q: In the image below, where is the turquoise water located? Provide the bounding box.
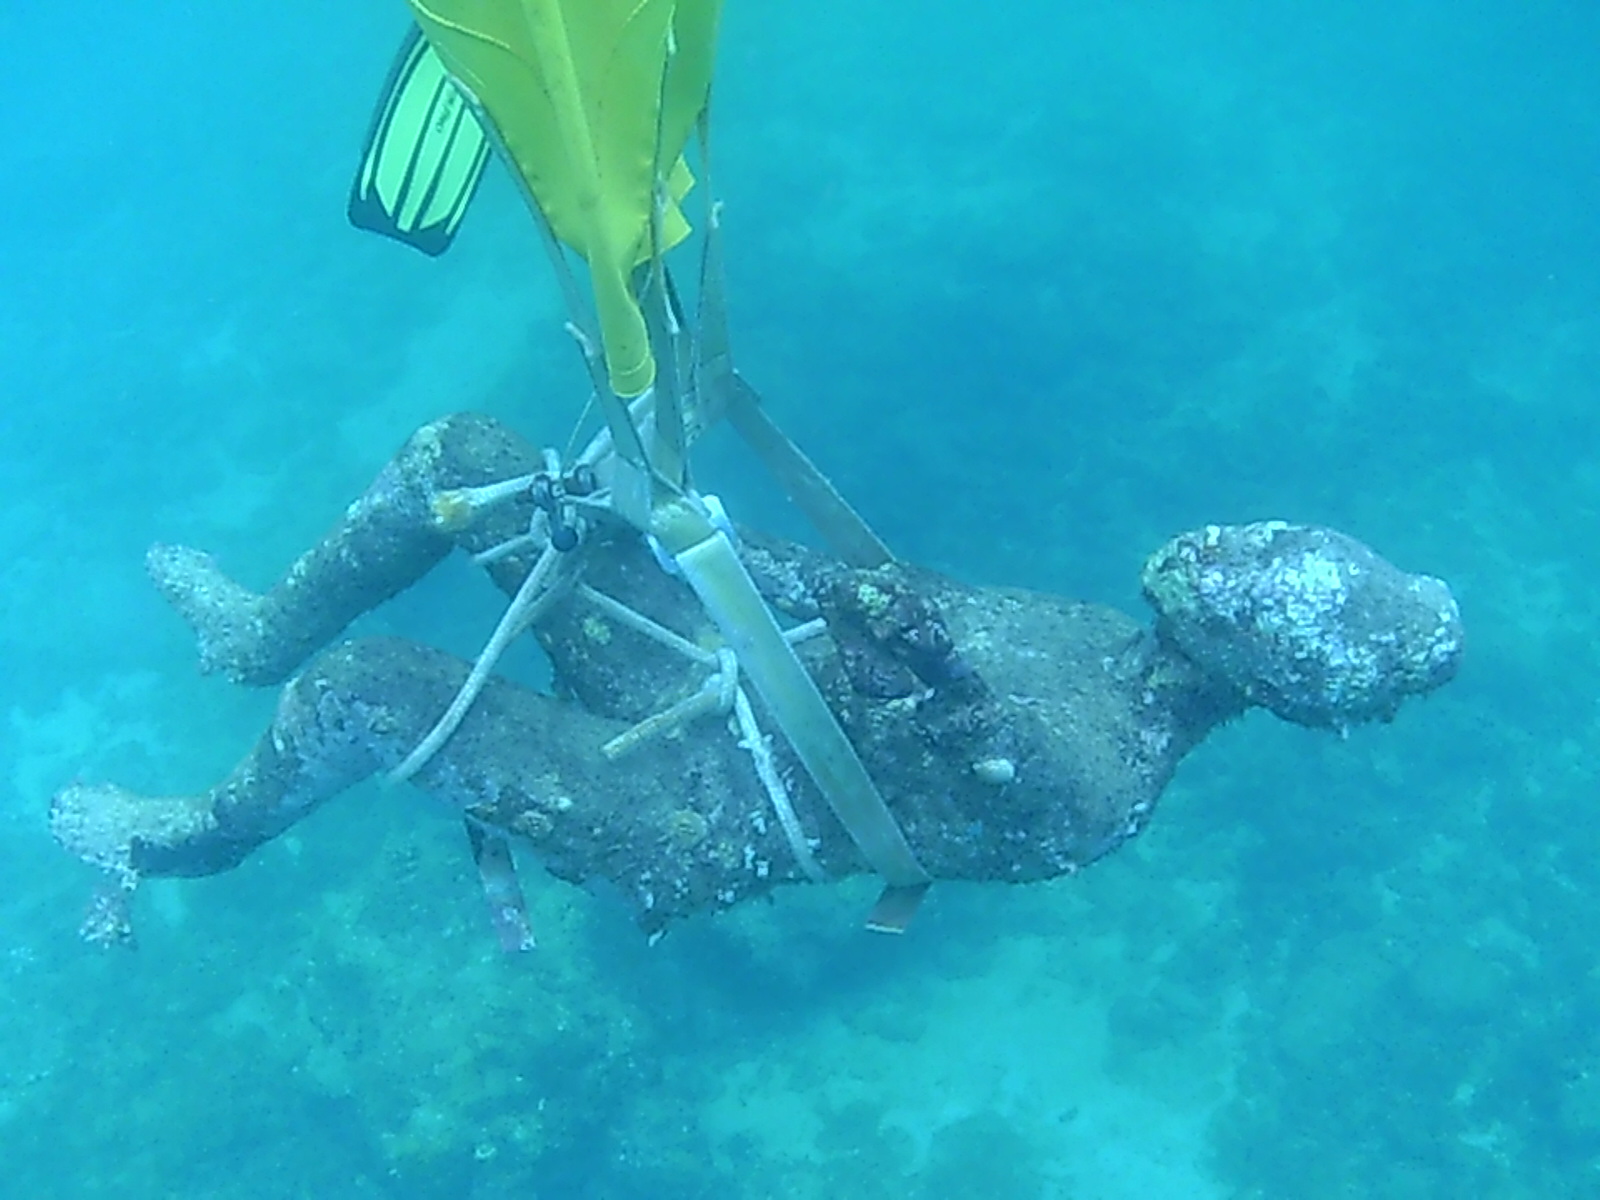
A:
[3,1,1596,1195]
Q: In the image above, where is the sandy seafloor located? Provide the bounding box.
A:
[3,2,1599,1196]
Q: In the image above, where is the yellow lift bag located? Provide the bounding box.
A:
[406,0,721,398]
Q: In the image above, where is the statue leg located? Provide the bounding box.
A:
[147,413,542,685]
[50,636,817,946]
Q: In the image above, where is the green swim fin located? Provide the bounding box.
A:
[348,25,490,256]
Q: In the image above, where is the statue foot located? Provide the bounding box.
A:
[50,781,216,881]
[146,543,270,683]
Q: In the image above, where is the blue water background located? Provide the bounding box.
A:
[2,1,1597,1195]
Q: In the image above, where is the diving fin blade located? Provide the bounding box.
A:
[348,25,490,256]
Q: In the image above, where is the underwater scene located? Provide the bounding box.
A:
[3,1,1598,1196]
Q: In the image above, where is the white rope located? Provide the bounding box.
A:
[578,585,829,880]
[732,685,826,882]
[430,473,540,532]
[473,531,542,567]
[577,583,717,666]
[390,543,568,783]
[784,617,827,645]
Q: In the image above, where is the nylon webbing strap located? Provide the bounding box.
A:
[691,203,894,568]
[664,507,930,894]
[722,375,894,569]
[465,820,536,953]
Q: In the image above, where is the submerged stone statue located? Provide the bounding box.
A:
[49,413,1463,948]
